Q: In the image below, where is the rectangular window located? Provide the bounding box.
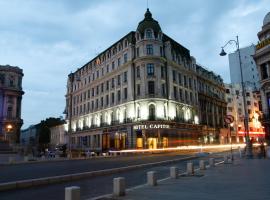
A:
[189,78,192,89]
[148,81,155,94]
[112,61,115,70]
[137,84,141,96]
[178,73,182,85]
[136,47,139,57]
[162,84,166,97]
[147,63,154,76]
[124,88,128,99]
[106,65,109,73]
[174,86,177,99]
[101,83,104,93]
[106,81,109,90]
[124,53,128,63]
[96,85,99,95]
[160,46,163,56]
[111,93,115,104]
[111,78,115,88]
[173,70,176,81]
[185,90,188,102]
[91,101,94,110]
[92,88,94,97]
[136,66,140,78]
[96,99,98,109]
[101,97,104,107]
[184,75,187,87]
[118,75,121,85]
[190,92,193,102]
[146,44,153,55]
[118,90,121,102]
[106,95,109,105]
[161,66,165,78]
[179,89,183,100]
[96,70,99,78]
[124,71,127,82]
[118,58,121,67]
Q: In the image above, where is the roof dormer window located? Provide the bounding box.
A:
[146,29,153,39]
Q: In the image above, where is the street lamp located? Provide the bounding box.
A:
[219,35,253,158]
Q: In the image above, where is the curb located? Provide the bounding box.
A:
[0,155,197,192]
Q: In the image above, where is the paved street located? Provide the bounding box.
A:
[0,151,227,200]
[115,158,270,200]
[0,151,193,183]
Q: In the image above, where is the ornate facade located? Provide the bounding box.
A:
[196,65,227,144]
[65,9,225,151]
[254,12,270,142]
[0,65,24,144]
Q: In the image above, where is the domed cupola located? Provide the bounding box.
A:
[263,12,270,26]
[136,8,162,39]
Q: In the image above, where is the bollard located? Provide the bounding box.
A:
[224,155,228,163]
[65,186,80,200]
[209,158,215,167]
[187,162,194,175]
[199,160,206,170]
[113,177,125,196]
[147,171,157,186]
[170,167,179,179]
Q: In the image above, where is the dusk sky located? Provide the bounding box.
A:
[0,0,268,128]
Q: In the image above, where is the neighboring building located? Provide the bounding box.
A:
[20,125,39,146]
[65,9,225,152]
[225,83,264,143]
[229,45,260,90]
[196,64,227,144]
[50,124,68,148]
[254,11,270,142]
[0,65,24,144]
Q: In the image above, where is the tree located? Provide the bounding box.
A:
[38,117,65,147]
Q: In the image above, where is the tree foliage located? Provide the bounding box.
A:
[38,117,65,145]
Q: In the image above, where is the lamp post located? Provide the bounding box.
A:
[220,36,253,158]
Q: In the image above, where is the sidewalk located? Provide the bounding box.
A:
[116,158,270,200]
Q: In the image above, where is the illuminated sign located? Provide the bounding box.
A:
[133,124,170,130]
[256,38,270,50]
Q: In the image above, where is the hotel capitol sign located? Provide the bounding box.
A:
[133,124,170,130]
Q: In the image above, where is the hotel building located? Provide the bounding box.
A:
[254,11,270,142]
[65,9,226,152]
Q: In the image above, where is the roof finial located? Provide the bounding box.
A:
[147,0,149,9]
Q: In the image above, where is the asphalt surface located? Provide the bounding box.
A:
[0,152,192,183]
[0,152,226,200]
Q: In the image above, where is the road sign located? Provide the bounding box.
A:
[224,115,234,124]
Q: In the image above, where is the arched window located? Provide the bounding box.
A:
[149,104,156,120]
[146,29,153,38]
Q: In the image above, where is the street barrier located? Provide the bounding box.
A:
[65,186,80,200]
[113,177,125,196]
[147,171,157,186]
[187,162,194,175]
[170,167,179,179]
